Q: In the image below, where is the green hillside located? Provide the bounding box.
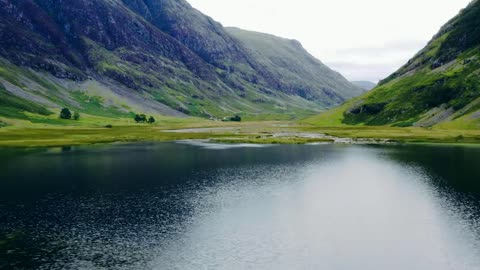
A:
[306,0,480,129]
[0,0,363,123]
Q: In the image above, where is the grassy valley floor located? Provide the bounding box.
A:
[1,113,480,147]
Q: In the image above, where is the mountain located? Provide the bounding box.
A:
[0,0,362,122]
[306,0,480,128]
[226,28,364,103]
[351,81,376,91]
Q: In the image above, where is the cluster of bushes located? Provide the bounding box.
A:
[60,108,80,120]
[134,114,155,124]
[222,115,242,122]
[348,102,387,115]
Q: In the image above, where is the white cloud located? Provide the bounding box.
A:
[186,0,472,82]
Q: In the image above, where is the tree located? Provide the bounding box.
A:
[60,108,72,119]
[134,114,141,123]
[230,115,242,122]
[134,114,147,123]
[148,116,156,124]
[73,112,80,121]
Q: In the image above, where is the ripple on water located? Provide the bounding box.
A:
[175,140,270,150]
[1,144,480,270]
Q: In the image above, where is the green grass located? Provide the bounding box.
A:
[0,65,23,86]
[343,62,480,125]
[0,111,236,147]
[301,101,352,126]
[70,91,132,118]
[0,127,226,147]
[299,125,480,144]
[0,124,339,147]
[434,110,480,130]
[0,86,52,119]
[1,114,480,147]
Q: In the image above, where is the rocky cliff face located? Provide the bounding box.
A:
[123,0,253,69]
[0,0,211,78]
[0,0,362,119]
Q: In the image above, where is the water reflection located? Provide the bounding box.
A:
[0,143,479,269]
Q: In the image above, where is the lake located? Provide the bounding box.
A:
[1,142,480,270]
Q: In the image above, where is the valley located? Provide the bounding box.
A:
[2,1,480,269]
[1,0,479,147]
[1,113,479,147]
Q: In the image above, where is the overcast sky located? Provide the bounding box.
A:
[186,0,472,82]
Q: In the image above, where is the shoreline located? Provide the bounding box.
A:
[1,122,479,148]
[1,132,479,149]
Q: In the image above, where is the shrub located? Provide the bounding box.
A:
[134,114,147,123]
[230,115,242,122]
[60,108,72,119]
[349,103,387,115]
[73,112,80,121]
[148,116,156,124]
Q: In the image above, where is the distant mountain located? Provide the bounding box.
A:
[0,0,362,121]
[226,28,364,103]
[351,81,376,91]
[306,0,480,128]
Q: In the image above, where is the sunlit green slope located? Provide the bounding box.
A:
[306,0,480,129]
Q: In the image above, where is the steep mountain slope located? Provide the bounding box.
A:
[226,28,364,104]
[0,0,362,122]
[351,81,376,91]
[306,0,480,128]
[122,0,253,72]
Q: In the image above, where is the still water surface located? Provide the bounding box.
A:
[1,142,480,269]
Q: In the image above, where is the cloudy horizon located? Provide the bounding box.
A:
[186,0,472,83]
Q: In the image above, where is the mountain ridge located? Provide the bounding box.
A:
[351,81,376,91]
[226,27,364,103]
[0,0,363,122]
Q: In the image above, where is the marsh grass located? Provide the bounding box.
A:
[1,109,479,147]
[1,118,479,147]
[299,125,480,144]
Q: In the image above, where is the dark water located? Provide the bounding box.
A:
[1,142,480,270]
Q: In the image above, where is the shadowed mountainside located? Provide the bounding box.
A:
[0,0,362,121]
[226,27,364,103]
